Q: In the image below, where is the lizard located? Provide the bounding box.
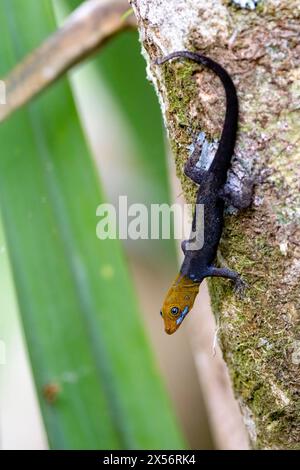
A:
[156,51,245,335]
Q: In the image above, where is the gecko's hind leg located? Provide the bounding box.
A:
[204,266,247,297]
[184,152,206,184]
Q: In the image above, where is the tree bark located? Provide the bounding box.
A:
[131,0,300,449]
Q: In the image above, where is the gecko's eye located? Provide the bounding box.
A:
[160,311,163,317]
[170,306,179,316]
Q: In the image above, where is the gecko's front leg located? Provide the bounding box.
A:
[204,266,247,296]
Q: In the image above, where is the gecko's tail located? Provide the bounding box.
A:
[156,51,238,186]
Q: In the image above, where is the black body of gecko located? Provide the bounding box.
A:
[157,51,245,334]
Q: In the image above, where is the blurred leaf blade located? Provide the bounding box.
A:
[64,0,168,188]
[61,0,177,265]
[0,0,185,449]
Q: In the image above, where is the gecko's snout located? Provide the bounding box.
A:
[164,324,177,335]
[161,305,189,335]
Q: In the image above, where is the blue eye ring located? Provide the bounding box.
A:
[170,306,179,316]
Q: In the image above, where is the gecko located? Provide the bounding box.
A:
[156,51,245,335]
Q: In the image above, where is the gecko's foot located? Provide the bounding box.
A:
[219,181,254,211]
[184,159,206,184]
[233,277,248,298]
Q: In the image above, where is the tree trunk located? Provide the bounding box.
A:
[131,0,300,449]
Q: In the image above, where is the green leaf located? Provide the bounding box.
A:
[0,0,185,449]
[59,0,176,265]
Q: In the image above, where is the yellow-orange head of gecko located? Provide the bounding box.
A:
[160,274,201,334]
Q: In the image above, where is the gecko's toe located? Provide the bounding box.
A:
[233,277,248,299]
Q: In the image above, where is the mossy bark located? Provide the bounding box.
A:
[131,0,300,449]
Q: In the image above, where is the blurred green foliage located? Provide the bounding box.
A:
[0,0,184,449]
